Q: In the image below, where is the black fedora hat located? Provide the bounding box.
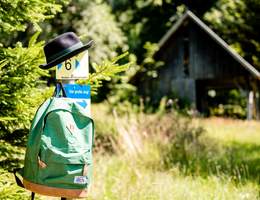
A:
[39,32,93,69]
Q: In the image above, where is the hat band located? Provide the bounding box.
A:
[48,42,84,62]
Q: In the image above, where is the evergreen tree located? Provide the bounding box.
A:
[205,0,260,68]
[0,0,69,136]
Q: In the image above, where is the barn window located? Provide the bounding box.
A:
[183,29,190,77]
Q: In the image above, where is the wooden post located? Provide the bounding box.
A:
[255,91,260,120]
[56,51,90,200]
[247,90,254,120]
[247,79,260,120]
[251,80,259,120]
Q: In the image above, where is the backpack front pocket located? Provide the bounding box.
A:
[38,147,92,189]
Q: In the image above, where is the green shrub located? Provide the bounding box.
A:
[0,0,69,137]
[0,169,31,200]
[0,34,50,137]
[162,122,225,175]
[208,89,247,119]
[162,118,259,183]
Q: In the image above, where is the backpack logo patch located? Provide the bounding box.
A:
[74,176,88,184]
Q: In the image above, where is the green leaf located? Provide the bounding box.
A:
[0,117,17,122]
[28,32,41,47]
[0,60,8,70]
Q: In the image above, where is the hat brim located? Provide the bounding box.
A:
[39,40,93,69]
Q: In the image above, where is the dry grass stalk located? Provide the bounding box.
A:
[113,109,144,155]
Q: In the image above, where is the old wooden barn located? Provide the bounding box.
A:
[138,10,260,118]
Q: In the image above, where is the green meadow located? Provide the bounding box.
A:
[0,103,259,200]
[0,1,259,200]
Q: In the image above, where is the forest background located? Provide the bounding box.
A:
[0,0,259,199]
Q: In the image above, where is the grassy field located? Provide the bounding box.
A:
[198,117,260,144]
[0,104,259,200]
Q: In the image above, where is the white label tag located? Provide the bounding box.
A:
[74,176,88,184]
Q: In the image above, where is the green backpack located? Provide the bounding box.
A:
[15,85,94,198]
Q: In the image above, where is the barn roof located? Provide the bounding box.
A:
[158,10,260,79]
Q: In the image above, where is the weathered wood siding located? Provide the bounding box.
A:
[141,19,252,107]
[189,21,248,79]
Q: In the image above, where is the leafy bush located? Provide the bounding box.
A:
[208,89,247,119]
[162,119,259,183]
[210,104,246,119]
[0,140,33,199]
[0,34,51,137]
[0,0,67,34]
[162,121,224,175]
[0,169,31,200]
[75,1,128,64]
[0,139,25,171]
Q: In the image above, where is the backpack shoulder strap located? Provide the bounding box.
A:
[30,82,65,133]
[53,82,67,98]
[13,169,35,200]
[29,98,52,132]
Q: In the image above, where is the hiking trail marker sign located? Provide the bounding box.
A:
[63,84,91,117]
[56,51,91,117]
[56,51,89,80]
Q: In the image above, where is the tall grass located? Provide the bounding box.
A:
[89,154,259,200]
[91,102,260,199]
[0,141,258,200]
[0,102,259,199]
[94,102,259,183]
